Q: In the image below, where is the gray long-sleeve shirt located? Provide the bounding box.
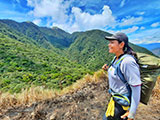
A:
[108,54,141,118]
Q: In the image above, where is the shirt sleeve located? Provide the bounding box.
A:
[128,85,141,119]
[120,56,141,86]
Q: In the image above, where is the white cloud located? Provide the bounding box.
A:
[26,0,116,33]
[49,5,116,33]
[27,0,70,23]
[33,19,41,25]
[25,0,148,36]
[27,0,37,7]
[140,26,145,30]
[136,11,145,15]
[70,5,116,32]
[129,28,160,44]
[120,26,139,34]
[119,16,143,26]
[151,22,160,27]
[120,0,126,7]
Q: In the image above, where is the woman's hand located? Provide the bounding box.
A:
[121,111,133,120]
[102,64,109,71]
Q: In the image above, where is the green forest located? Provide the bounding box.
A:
[0,19,156,93]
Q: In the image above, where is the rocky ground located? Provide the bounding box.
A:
[0,74,160,120]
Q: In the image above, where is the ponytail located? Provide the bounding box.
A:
[118,40,138,62]
[125,46,138,62]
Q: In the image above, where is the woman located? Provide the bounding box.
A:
[102,32,141,120]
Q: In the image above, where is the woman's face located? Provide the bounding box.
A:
[108,40,124,54]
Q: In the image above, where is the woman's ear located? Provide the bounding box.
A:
[119,42,125,49]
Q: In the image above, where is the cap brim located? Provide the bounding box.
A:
[105,36,117,40]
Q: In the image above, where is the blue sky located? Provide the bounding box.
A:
[0,0,160,44]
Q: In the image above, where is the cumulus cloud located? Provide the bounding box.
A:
[119,16,143,26]
[26,0,116,33]
[151,22,160,27]
[33,19,41,25]
[59,5,115,33]
[27,0,70,23]
[26,0,145,34]
[70,5,116,32]
[120,26,139,34]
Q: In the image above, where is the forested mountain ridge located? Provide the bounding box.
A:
[66,30,113,70]
[66,30,155,70]
[0,19,72,49]
[0,19,157,93]
[0,26,92,93]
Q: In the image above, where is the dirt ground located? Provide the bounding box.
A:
[135,77,160,120]
[0,75,160,120]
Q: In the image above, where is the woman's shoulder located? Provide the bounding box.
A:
[122,54,137,65]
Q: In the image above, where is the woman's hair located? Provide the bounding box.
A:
[118,41,138,60]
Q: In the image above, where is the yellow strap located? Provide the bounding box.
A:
[105,97,115,117]
[105,97,130,117]
[122,106,129,111]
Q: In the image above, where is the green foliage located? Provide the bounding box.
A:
[0,20,72,49]
[65,30,155,71]
[66,30,114,71]
[0,19,157,94]
[0,32,91,93]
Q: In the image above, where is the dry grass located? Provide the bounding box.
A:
[0,70,107,109]
[0,86,57,109]
[152,75,160,99]
[59,70,107,95]
[149,75,160,107]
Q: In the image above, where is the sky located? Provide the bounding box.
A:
[0,0,160,44]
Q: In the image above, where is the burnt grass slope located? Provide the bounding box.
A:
[0,71,110,120]
[0,72,160,120]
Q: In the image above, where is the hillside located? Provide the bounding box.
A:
[137,43,160,51]
[0,19,160,120]
[0,71,160,120]
[0,19,72,49]
[137,43,160,57]
[66,30,113,70]
[0,19,154,72]
[66,30,154,71]
[0,19,158,93]
[152,48,160,57]
[0,31,92,93]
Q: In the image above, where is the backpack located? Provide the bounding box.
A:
[110,53,160,105]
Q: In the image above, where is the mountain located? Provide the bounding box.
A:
[0,19,158,93]
[66,30,113,70]
[0,20,37,45]
[66,30,154,70]
[0,19,160,120]
[151,48,160,57]
[0,25,92,93]
[39,26,73,48]
[137,43,160,57]
[137,43,160,51]
[0,19,72,49]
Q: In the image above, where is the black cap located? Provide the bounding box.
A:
[105,32,128,45]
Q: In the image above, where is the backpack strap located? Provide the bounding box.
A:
[109,56,116,68]
[114,54,132,97]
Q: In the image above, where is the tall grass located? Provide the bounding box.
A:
[152,75,160,99]
[1,70,159,110]
[0,70,107,109]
